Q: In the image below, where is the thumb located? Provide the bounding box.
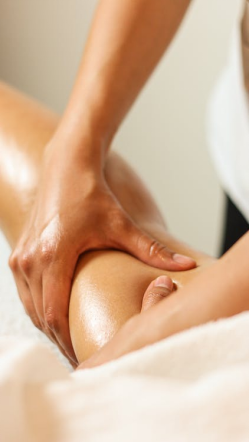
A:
[125,222,196,271]
[141,275,175,311]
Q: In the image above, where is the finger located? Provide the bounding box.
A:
[12,270,42,330]
[35,294,76,367]
[34,274,76,366]
[122,220,196,271]
[10,256,62,349]
[9,248,44,330]
[42,262,77,364]
[27,276,45,325]
[22,274,66,354]
[141,275,175,312]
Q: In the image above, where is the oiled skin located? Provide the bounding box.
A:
[0,81,215,363]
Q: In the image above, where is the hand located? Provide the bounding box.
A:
[9,141,195,365]
[78,275,174,369]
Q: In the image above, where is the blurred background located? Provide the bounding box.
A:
[0,0,243,256]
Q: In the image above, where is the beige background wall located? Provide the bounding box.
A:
[0,0,243,256]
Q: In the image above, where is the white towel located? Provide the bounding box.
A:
[1,232,249,442]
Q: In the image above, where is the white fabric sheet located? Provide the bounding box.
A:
[1,233,249,441]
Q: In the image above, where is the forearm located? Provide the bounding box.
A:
[140,232,249,344]
[54,0,191,165]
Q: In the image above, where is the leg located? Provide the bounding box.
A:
[0,81,215,363]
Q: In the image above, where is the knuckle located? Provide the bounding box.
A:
[148,240,168,259]
[45,308,59,333]
[39,243,55,265]
[8,252,18,272]
[19,252,33,275]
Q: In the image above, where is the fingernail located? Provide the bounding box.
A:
[154,276,173,290]
[173,253,194,265]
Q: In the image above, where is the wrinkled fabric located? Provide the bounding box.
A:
[1,222,249,441]
[1,314,249,441]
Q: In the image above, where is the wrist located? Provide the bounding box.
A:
[57,94,115,155]
[45,124,109,176]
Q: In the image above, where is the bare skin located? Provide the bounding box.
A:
[9,0,193,362]
[0,81,214,364]
[81,230,249,369]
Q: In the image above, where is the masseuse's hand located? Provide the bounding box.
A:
[9,142,195,364]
